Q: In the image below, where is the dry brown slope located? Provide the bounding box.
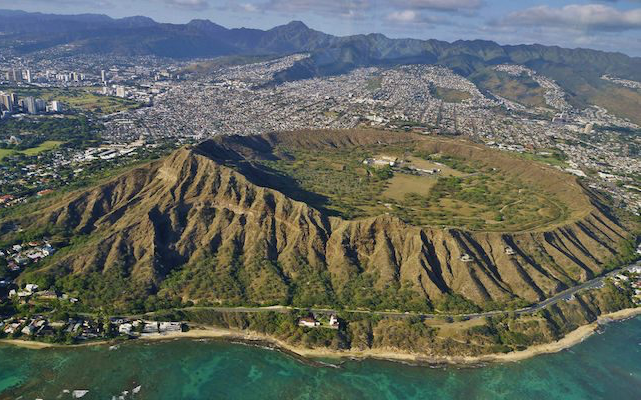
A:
[13,130,632,309]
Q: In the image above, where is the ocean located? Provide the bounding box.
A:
[1,316,640,399]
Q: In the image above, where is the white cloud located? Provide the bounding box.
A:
[499,4,641,32]
[386,9,447,26]
[388,10,419,23]
[255,0,370,18]
[164,0,210,10]
[240,3,259,12]
[391,0,482,12]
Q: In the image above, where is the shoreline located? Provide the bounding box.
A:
[2,307,640,366]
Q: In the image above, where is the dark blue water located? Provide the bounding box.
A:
[1,316,640,399]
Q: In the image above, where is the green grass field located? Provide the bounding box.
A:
[258,143,567,231]
[0,148,14,160]
[8,87,140,115]
[516,150,568,168]
[20,140,63,156]
[0,141,64,161]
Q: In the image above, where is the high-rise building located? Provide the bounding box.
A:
[10,93,18,106]
[35,99,46,113]
[50,101,63,113]
[25,70,32,83]
[116,86,126,98]
[12,69,22,82]
[1,94,13,113]
[101,70,107,83]
[24,97,37,114]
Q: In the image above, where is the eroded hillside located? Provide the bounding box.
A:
[4,130,635,312]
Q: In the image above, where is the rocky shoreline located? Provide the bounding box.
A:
[3,307,640,368]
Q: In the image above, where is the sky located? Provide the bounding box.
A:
[1,0,641,56]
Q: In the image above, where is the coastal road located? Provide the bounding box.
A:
[171,262,639,321]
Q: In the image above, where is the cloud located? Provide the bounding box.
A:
[239,3,259,12]
[0,0,113,6]
[390,0,482,12]
[498,4,641,32]
[387,10,419,23]
[252,0,370,18]
[163,0,210,10]
[232,0,480,19]
[386,9,447,26]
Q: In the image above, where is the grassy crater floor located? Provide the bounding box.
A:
[258,141,569,231]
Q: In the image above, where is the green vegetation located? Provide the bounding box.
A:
[2,131,636,357]
[516,149,568,168]
[258,144,567,231]
[603,234,641,271]
[258,146,394,219]
[8,87,141,115]
[472,69,548,108]
[436,293,480,314]
[0,115,100,153]
[432,87,472,103]
[577,82,641,126]
[0,148,14,160]
[20,140,64,156]
[366,76,383,91]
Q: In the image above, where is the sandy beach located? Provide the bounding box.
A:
[138,306,641,365]
[2,307,640,366]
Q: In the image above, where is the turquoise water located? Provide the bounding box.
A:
[1,317,640,399]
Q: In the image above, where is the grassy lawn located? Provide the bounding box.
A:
[383,174,436,201]
[257,143,568,231]
[20,140,63,156]
[7,87,140,115]
[0,141,64,161]
[516,150,568,168]
[0,148,16,161]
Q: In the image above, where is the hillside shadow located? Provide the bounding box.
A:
[230,160,342,218]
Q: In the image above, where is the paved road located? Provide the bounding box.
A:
[174,262,639,320]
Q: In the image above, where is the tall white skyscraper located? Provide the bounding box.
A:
[51,101,63,112]
[25,70,32,83]
[101,70,107,83]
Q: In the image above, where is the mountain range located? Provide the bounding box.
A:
[1,9,640,83]
[2,9,641,123]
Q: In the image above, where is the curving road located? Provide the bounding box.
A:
[174,262,639,320]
